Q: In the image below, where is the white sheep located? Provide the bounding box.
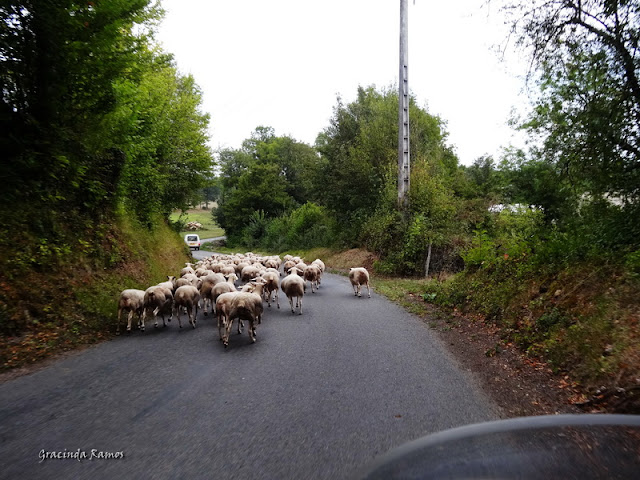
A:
[180,263,195,277]
[154,283,174,325]
[177,273,202,290]
[157,275,176,293]
[311,259,325,286]
[264,256,281,271]
[173,285,201,329]
[217,281,265,347]
[293,262,307,276]
[283,260,297,275]
[142,285,172,331]
[311,258,325,272]
[215,292,243,342]
[200,272,227,314]
[221,265,236,277]
[241,264,262,283]
[226,282,265,345]
[208,273,238,315]
[281,267,305,315]
[349,267,371,298]
[117,289,145,334]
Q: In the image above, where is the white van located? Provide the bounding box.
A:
[184,234,201,250]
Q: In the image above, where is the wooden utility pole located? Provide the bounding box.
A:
[398,0,410,207]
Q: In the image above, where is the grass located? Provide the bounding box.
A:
[372,277,434,316]
[170,208,225,239]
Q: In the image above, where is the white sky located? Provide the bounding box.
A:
[156,0,529,166]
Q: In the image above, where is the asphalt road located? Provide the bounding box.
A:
[0,261,498,479]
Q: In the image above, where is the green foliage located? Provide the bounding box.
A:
[625,250,640,278]
[1,0,162,216]
[257,202,336,251]
[461,207,545,273]
[315,85,451,227]
[214,128,320,240]
[1,1,213,230]
[504,0,640,234]
[0,1,212,345]
[108,63,213,222]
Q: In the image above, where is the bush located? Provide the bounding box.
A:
[232,202,337,252]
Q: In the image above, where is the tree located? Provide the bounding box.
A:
[0,0,162,216]
[315,85,453,226]
[500,0,640,203]
[214,127,320,239]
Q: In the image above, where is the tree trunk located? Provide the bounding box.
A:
[425,242,433,278]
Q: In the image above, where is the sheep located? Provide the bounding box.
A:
[180,263,195,277]
[157,275,176,293]
[303,264,321,294]
[311,259,325,272]
[173,285,201,329]
[200,273,227,314]
[240,264,262,283]
[311,259,325,286]
[264,256,280,271]
[283,260,297,275]
[221,281,265,346]
[281,267,305,315]
[234,262,250,277]
[349,267,371,298]
[221,265,236,277]
[154,283,174,324]
[293,262,307,276]
[175,273,202,291]
[215,292,238,343]
[208,273,238,315]
[239,279,266,322]
[117,289,145,334]
[194,267,209,277]
[141,285,172,331]
[261,270,280,308]
[211,262,225,273]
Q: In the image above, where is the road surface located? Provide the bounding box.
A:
[0,263,498,479]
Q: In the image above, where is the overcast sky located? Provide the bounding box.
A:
[156,0,529,166]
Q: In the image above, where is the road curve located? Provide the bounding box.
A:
[0,269,498,479]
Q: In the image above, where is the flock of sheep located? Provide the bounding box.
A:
[117,253,372,348]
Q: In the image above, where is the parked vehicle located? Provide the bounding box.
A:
[184,234,201,250]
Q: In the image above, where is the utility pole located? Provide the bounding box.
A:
[398,0,410,208]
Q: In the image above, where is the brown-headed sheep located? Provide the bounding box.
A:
[261,270,280,308]
[303,264,321,294]
[349,267,371,298]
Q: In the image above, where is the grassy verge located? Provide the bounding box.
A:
[0,214,192,371]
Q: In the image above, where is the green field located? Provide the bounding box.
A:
[170,209,225,239]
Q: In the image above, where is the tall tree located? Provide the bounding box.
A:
[500,0,640,203]
[214,127,319,238]
[1,1,213,227]
[315,85,452,223]
[1,0,161,215]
